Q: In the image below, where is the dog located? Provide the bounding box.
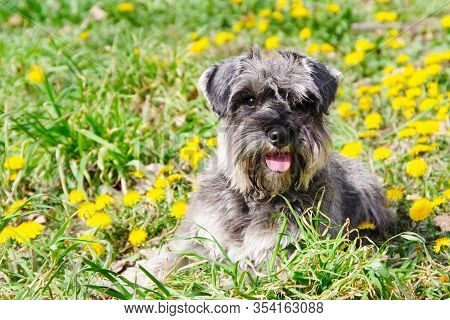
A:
[122,49,392,284]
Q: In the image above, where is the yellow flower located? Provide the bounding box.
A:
[69,189,86,204]
[443,188,450,199]
[158,164,174,175]
[257,20,269,32]
[272,11,284,21]
[358,131,378,139]
[441,15,450,29]
[0,226,15,244]
[215,31,235,46]
[3,199,27,216]
[95,193,113,210]
[275,0,288,10]
[373,146,391,161]
[167,173,184,184]
[405,158,428,178]
[146,188,165,203]
[189,32,199,41]
[232,21,244,33]
[154,176,168,189]
[355,39,375,52]
[171,200,187,219]
[258,8,272,18]
[128,228,148,246]
[117,2,135,13]
[79,31,90,41]
[344,51,365,65]
[364,112,382,130]
[26,64,45,84]
[386,187,404,201]
[434,237,450,253]
[230,0,242,4]
[77,201,97,219]
[4,155,25,170]
[396,54,410,64]
[122,190,141,207]
[409,144,433,157]
[188,37,210,55]
[306,43,320,55]
[86,212,112,229]
[264,36,280,50]
[337,102,355,119]
[374,11,398,22]
[431,196,447,208]
[406,87,422,98]
[412,120,439,136]
[398,128,416,138]
[320,43,335,53]
[419,98,438,111]
[78,235,105,256]
[291,4,311,19]
[327,3,341,14]
[340,141,363,158]
[358,95,372,111]
[427,82,439,97]
[206,137,217,147]
[133,169,145,179]
[357,221,376,230]
[386,38,405,49]
[409,198,432,221]
[299,27,312,40]
[11,221,44,244]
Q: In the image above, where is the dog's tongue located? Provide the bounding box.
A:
[264,153,293,173]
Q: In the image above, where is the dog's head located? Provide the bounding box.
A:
[199,49,341,198]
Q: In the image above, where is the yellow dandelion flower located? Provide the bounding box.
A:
[122,190,141,207]
[387,38,405,50]
[443,188,450,199]
[78,235,105,256]
[355,39,375,52]
[86,212,112,229]
[77,201,97,219]
[410,144,433,157]
[406,87,422,98]
[340,141,363,158]
[95,193,113,210]
[419,98,438,112]
[258,8,272,18]
[206,137,217,147]
[299,27,312,41]
[188,37,210,55]
[146,188,165,203]
[373,146,391,161]
[320,43,335,53]
[154,176,168,189]
[167,173,184,184]
[257,20,269,32]
[291,5,311,19]
[271,11,284,21]
[306,43,320,55]
[69,189,86,204]
[128,228,148,246]
[327,3,341,14]
[8,172,18,181]
[413,120,439,136]
[79,31,90,41]
[231,0,242,4]
[344,51,365,65]
[133,169,145,179]
[405,158,428,178]
[158,164,174,175]
[358,131,378,139]
[441,15,450,29]
[4,155,25,170]
[358,95,373,111]
[374,11,398,22]
[364,112,382,130]
[386,187,404,201]
[232,21,244,33]
[396,54,410,64]
[3,199,27,217]
[26,64,45,84]
[117,2,135,13]
[409,198,432,222]
[0,226,15,244]
[433,237,450,253]
[398,128,416,138]
[431,196,447,208]
[171,200,187,219]
[12,221,44,244]
[189,32,199,41]
[215,31,235,46]
[357,221,376,230]
[337,102,355,119]
[264,36,280,50]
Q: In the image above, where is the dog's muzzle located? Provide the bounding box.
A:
[267,125,291,148]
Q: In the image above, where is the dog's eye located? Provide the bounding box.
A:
[243,96,257,106]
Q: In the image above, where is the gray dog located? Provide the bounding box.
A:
[124,49,392,283]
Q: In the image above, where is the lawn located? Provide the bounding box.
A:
[0,0,449,300]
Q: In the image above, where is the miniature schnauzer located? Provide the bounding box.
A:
[123,49,392,283]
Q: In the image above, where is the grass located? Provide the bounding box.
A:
[0,0,449,299]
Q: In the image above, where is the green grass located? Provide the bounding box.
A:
[0,0,449,299]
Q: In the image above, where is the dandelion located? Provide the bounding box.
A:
[374,11,398,22]
[441,15,450,29]
[434,236,450,254]
[78,235,105,256]
[358,131,378,139]
[291,5,311,19]
[396,54,410,64]
[344,51,365,65]
[206,137,217,147]
[158,164,174,175]
[167,173,184,184]
[257,20,269,32]
[275,0,288,10]
[387,38,405,50]
[95,194,113,210]
[306,43,320,55]
[414,120,440,136]
[146,188,165,203]
[128,228,148,246]
[154,176,168,189]
[410,144,433,157]
[0,226,15,244]
[320,43,335,53]
[117,2,135,13]
[398,128,416,138]
[409,198,432,221]
[337,102,355,119]
[189,32,199,41]
[258,9,272,18]
[443,188,450,199]
[79,31,90,41]
[327,3,341,14]
[272,11,284,21]
[340,141,363,158]
[4,155,25,170]
[232,21,244,33]
[264,36,280,50]
[373,147,391,161]
[86,212,112,229]
[26,65,44,84]
[230,0,242,4]
[214,31,235,46]
[69,190,86,204]
[171,200,187,219]
[12,221,44,244]
[299,27,312,41]
[357,221,376,230]
[386,187,404,201]
[431,196,446,208]
[3,199,27,217]
[188,37,210,55]
[355,39,375,52]
[122,190,141,207]
[405,158,428,178]
[77,201,97,219]
[364,113,382,130]
[133,169,145,179]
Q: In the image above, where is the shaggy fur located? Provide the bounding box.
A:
[122,49,392,283]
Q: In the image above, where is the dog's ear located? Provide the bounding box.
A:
[198,57,240,117]
[308,60,342,114]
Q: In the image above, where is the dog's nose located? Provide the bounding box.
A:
[267,126,291,148]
